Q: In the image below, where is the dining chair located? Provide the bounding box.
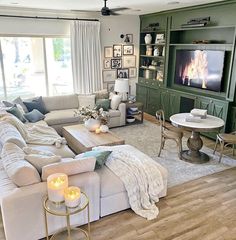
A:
[156,110,183,159]
[213,131,236,162]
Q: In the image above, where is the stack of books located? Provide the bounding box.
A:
[181,17,210,28]
[185,108,207,123]
[127,107,139,116]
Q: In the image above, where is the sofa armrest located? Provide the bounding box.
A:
[118,102,126,126]
[1,171,100,240]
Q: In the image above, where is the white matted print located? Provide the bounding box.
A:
[123,56,136,68]
[113,45,122,57]
[104,46,113,58]
[129,68,137,78]
[104,59,111,69]
[103,70,116,82]
[123,45,134,55]
[107,82,115,92]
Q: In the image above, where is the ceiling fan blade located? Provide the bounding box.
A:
[110,7,130,12]
[109,11,120,16]
[70,9,100,13]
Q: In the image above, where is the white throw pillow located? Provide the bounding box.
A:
[110,95,122,110]
[1,143,41,187]
[78,94,95,109]
[25,154,61,174]
[41,156,96,181]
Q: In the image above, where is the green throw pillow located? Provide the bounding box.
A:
[6,105,27,123]
[96,99,110,111]
[81,150,112,169]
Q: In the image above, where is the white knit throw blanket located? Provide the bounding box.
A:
[93,145,164,220]
[0,114,66,148]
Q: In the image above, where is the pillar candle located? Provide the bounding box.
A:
[64,186,81,208]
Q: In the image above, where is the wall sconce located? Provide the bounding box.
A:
[120,34,132,43]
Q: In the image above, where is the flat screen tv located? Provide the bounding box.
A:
[174,50,225,92]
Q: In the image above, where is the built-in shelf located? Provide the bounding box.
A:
[140,43,166,46]
[170,25,235,31]
[140,55,165,59]
[140,66,164,71]
[140,29,166,33]
[169,43,233,47]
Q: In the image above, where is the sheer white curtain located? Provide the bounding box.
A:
[70,20,102,94]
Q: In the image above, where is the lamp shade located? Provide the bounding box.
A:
[114,79,129,93]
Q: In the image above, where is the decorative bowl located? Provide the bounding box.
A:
[129,107,138,111]
[126,116,135,123]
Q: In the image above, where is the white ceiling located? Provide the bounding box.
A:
[0,0,225,15]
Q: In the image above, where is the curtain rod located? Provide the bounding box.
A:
[0,14,99,21]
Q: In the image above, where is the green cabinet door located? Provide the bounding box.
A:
[136,84,148,111]
[168,91,180,119]
[160,90,169,118]
[146,87,161,116]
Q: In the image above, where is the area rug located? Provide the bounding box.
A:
[111,120,236,187]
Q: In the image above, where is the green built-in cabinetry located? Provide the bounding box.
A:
[137,1,236,137]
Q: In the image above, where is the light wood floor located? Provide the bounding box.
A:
[88,114,236,240]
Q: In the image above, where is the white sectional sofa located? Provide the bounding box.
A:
[0,106,168,240]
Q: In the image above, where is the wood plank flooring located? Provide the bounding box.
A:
[88,114,236,240]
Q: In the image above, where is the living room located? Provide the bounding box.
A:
[0,0,236,240]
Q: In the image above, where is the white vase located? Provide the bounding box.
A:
[100,125,109,133]
[144,34,152,44]
[84,119,100,132]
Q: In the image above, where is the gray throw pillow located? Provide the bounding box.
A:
[24,109,45,123]
[24,96,48,114]
[3,97,28,113]
[6,105,27,123]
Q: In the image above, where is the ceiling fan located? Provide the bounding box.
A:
[101,0,130,16]
[71,0,130,16]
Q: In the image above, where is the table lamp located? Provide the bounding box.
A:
[114,79,129,101]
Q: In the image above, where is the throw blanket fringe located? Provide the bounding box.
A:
[0,113,66,148]
[94,145,164,220]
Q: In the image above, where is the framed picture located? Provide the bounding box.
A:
[104,46,113,58]
[155,33,165,44]
[117,68,129,78]
[111,59,122,69]
[113,44,122,57]
[123,45,134,55]
[126,34,133,43]
[104,59,111,69]
[123,56,136,68]
[129,68,137,78]
[103,70,117,82]
[107,82,115,92]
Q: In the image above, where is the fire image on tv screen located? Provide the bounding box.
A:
[174,50,225,92]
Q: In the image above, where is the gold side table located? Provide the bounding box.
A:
[43,191,90,240]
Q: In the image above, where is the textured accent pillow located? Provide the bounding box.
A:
[25,154,61,174]
[96,98,110,111]
[3,97,28,113]
[76,150,112,169]
[1,143,41,187]
[6,105,27,123]
[78,94,96,109]
[110,95,122,110]
[94,89,109,100]
[41,157,96,181]
[24,109,45,123]
[24,96,48,114]
[0,122,27,148]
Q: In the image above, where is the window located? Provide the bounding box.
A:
[0,36,73,100]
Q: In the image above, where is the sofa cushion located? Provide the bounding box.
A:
[1,143,41,187]
[0,121,27,148]
[108,109,121,118]
[44,109,80,126]
[78,94,95,109]
[94,89,109,100]
[27,144,75,158]
[24,109,45,123]
[41,157,96,181]
[43,94,79,112]
[96,166,126,198]
[24,96,48,114]
[6,105,27,123]
[25,154,61,174]
[3,96,28,113]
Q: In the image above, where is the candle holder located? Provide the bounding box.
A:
[64,186,81,208]
[47,173,68,203]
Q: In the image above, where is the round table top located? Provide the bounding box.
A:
[170,113,225,132]
[44,191,89,216]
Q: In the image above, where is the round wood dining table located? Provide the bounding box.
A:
[170,113,225,164]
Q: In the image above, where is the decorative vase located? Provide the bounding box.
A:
[84,119,100,132]
[100,125,109,133]
[144,34,152,44]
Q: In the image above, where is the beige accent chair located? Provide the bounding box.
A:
[213,131,236,162]
[156,110,183,159]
